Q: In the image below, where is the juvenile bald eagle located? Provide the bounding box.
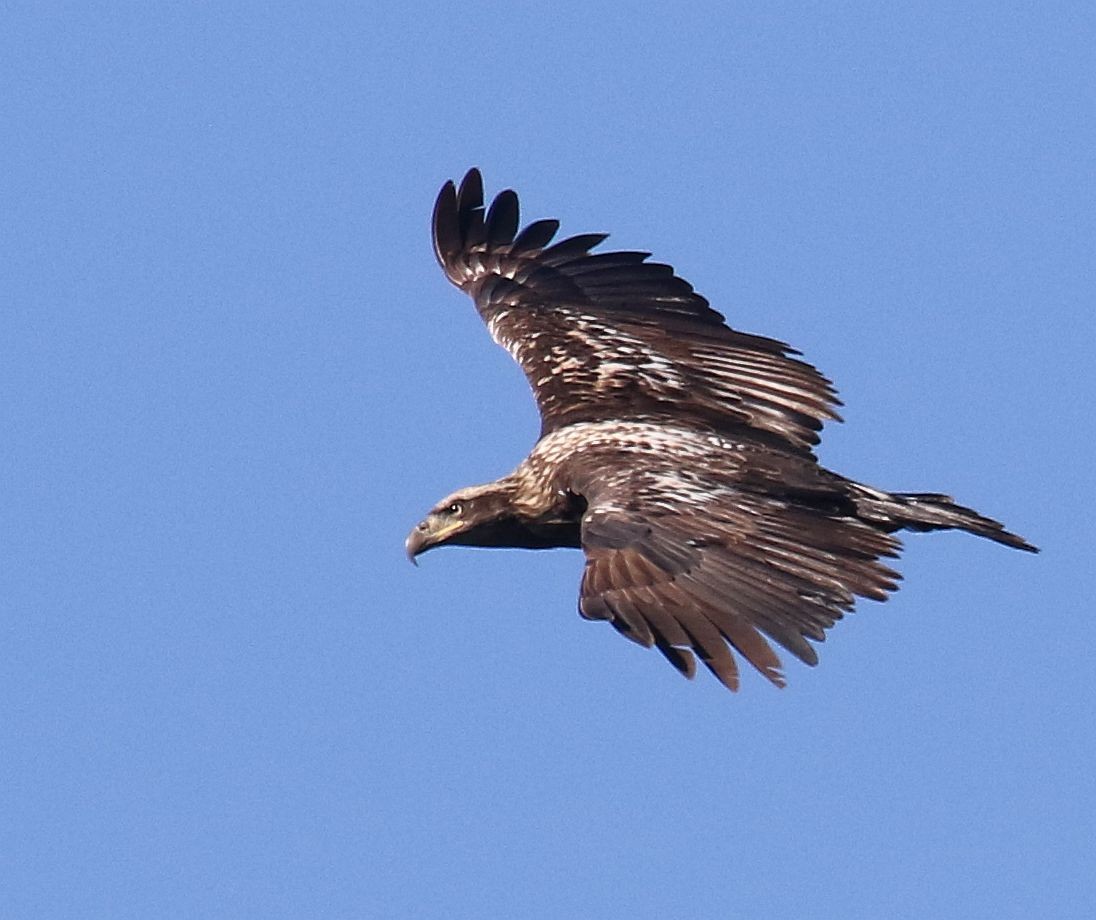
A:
[407,169,1036,692]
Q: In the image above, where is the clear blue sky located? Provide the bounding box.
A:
[3,2,1093,918]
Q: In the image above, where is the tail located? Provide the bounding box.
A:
[850,485,1038,552]
[880,491,1038,553]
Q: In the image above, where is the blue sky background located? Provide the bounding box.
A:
[3,2,1093,918]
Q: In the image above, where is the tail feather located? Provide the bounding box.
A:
[890,491,1038,553]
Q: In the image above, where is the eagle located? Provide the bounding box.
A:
[406,169,1036,692]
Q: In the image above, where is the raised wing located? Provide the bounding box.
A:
[574,456,903,690]
[433,168,842,454]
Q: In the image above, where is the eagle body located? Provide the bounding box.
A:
[407,169,1036,692]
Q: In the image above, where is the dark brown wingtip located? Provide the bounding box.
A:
[511,218,560,253]
[539,232,610,265]
[456,168,486,247]
[485,188,520,246]
[432,179,460,272]
[654,638,698,681]
[457,168,483,210]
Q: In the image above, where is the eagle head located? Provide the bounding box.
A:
[405,483,518,563]
[406,477,582,562]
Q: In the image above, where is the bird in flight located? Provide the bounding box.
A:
[406,169,1036,692]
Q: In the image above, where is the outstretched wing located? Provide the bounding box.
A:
[572,450,903,690]
[432,168,841,454]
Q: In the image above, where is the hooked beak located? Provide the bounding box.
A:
[405,516,464,565]
[405,523,429,565]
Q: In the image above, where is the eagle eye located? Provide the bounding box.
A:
[446,501,464,516]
